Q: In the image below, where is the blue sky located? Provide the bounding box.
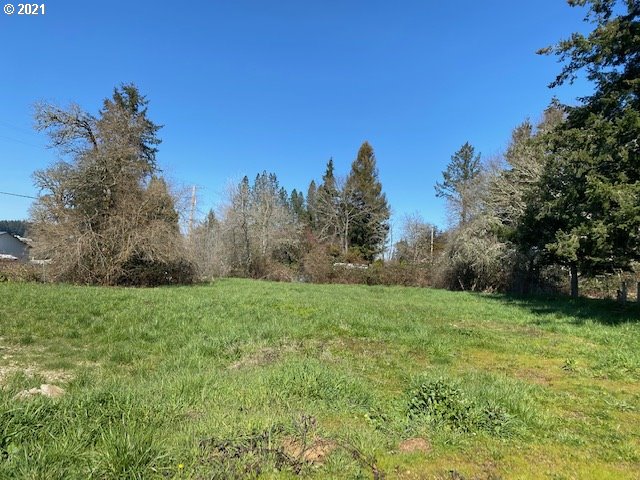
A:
[0,1,592,229]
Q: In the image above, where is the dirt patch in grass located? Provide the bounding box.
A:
[398,437,432,454]
[282,436,337,464]
[228,342,306,370]
[197,428,335,476]
[0,363,72,386]
[228,347,280,370]
[0,338,72,386]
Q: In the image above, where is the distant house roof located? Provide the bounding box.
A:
[15,235,33,247]
[0,232,32,262]
[0,232,32,246]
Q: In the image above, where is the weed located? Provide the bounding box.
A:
[407,378,513,436]
[562,358,577,372]
[198,426,298,478]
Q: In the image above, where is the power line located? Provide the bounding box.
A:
[0,118,34,136]
[0,191,38,199]
[0,133,45,149]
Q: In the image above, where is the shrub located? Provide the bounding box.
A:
[301,246,335,283]
[116,257,196,287]
[263,261,297,282]
[407,378,512,435]
[0,262,42,283]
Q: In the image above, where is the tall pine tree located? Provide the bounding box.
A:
[306,180,318,229]
[345,142,390,261]
[316,158,340,242]
[435,142,482,226]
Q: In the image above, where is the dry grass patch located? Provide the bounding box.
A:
[0,337,72,386]
[462,349,566,387]
[281,436,337,464]
[398,437,432,454]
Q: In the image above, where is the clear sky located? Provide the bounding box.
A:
[0,0,592,230]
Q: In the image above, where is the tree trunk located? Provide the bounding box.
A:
[570,263,579,298]
[617,281,627,303]
[343,217,349,256]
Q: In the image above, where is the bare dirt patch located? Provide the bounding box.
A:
[228,342,305,370]
[228,347,280,370]
[14,383,66,400]
[282,436,337,464]
[0,338,72,386]
[398,437,432,454]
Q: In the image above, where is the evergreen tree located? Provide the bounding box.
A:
[306,180,317,229]
[435,142,482,226]
[145,176,179,227]
[290,189,306,222]
[525,0,640,297]
[316,158,340,242]
[345,142,390,261]
[204,209,218,230]
[320,158,337,194]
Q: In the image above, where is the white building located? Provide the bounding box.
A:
[0,232,31,262]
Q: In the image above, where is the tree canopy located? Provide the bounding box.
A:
[31,84,193,286]
[346,142,390,261]
[525,0,640,296]
[435,142,482,226]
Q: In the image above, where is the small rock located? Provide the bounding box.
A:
[14,387,41,399]
[14,384,65,400]
[40,384,65,398]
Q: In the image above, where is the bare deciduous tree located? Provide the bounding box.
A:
[31,84,194,286]
[394,213,439,264]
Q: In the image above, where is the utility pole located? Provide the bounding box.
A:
[188,186,197,235]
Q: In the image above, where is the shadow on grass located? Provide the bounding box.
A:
[488,293,640,326]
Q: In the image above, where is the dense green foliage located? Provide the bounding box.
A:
[523,0,640,293]
[1,279,639,478]
[434,0,640,295]
[345,142,390,261]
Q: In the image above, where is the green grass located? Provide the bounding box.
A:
[0,279,639,479]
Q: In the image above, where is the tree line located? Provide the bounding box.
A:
[0,220,30,237]
[434,0,639,297]
[188,143,392,282]
[21,0,639,293]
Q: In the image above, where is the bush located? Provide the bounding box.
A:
[407,378,512,435]
[580,271,639,300]
[300,248,434,287]
[263,261,297,282]
[301,246,335,283]
[433,221,515,292]
[116,257,196,287]
[0,262,42,283]
[371,262,432,287]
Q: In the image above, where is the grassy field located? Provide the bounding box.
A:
[1,279,639,479]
